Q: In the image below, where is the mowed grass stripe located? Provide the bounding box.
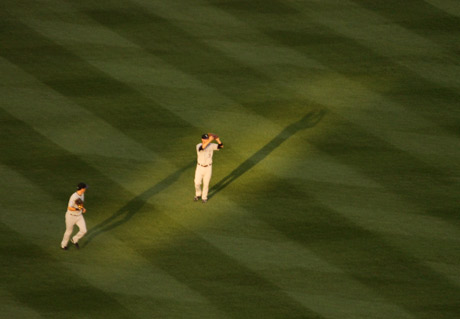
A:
[65,0,373,189]
[285,0,460,123]
[2,1,456,318]
[14,14,290,145]
[127,0,326,122]
[137,169,415,319]
[130,230,325,319]
[6,0,456,250]
[81,0,460,180]
[1,0,334,255]
[0,163,236,318]
[74,0,456,298]
[1,1,340,231]
[1,289,42,319]
[425,0,460,18]
[3,1,296,168]
[74,1,307,119]
[203,38,460,170]
[134,0,460,179]
[117,0,456,211]
[308,180,460,245]
[0,223,135,318]
[10,0,343,200]
[0,57,185,196]
[44,0,374,201]
[86,175,333,319]
[0,13,195,164]
[306,111,459,224]
[0,110,324,318]
[218,1,460,133]
[301,179,460,288]
[210,0,460,132]
[0,109,167,252]
[186,1,460,220]
[2,0,324,211]
[128,0,459,155]
[0,60,159,163]
[197,233,415,319]
[225,175,460,318]
[350,0,460,51]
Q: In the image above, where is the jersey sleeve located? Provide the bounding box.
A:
[68,193,77,208]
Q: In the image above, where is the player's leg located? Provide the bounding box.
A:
[61,214,75,248]
[201,167,213,201]
[194,166,204,198]
[72,216,87,243]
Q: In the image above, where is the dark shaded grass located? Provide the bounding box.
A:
[0,109,124,203]
[80,5,269,79]
[264,28,460,131]
[140,237,323,319]
[0,14,196,165]
[305,111,460,224]
[0,223,134,319]
[214,0,299,15]
[76,1,302,117]
[209,0,460,133]
[350,0,460,50]
[225,176,460,319]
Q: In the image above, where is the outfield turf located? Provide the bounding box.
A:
[1,0,460,318]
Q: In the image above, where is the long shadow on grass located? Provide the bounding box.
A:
[209,109,326,199]
[83,160,195,247]
[0,102,326,319]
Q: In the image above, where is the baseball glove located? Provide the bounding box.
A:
[75,198,84,210]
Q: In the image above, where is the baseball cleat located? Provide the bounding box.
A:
[70,239,80,249]
[61,246,68,250]
[202,199,208,203]
[194,196,200,201]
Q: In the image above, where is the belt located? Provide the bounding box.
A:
[198,163,212,167]
[69,213,81,217]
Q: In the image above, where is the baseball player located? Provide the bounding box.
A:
[194,133,223,203]
[61,182,88,250]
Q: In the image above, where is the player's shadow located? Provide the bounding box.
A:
[208,110,326,199]
[83,160,195,247]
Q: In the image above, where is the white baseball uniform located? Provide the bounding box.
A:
[195,142,220,200]
[61,192,87,248]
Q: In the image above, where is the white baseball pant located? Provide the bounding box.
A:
[61,212,87,248]
[195,165,212,200]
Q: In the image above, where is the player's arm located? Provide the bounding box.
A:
[213,135,223,149]
[216,137,223,149]
[69,198,86,213]
[68,205,79,212]
[207,133,223,149]
[68,205,84,213]
[71,205,86,213]
[199,135,215,151]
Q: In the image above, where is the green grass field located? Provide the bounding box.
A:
[1,0,460,318]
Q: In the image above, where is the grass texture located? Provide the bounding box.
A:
[1,0,459,318]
